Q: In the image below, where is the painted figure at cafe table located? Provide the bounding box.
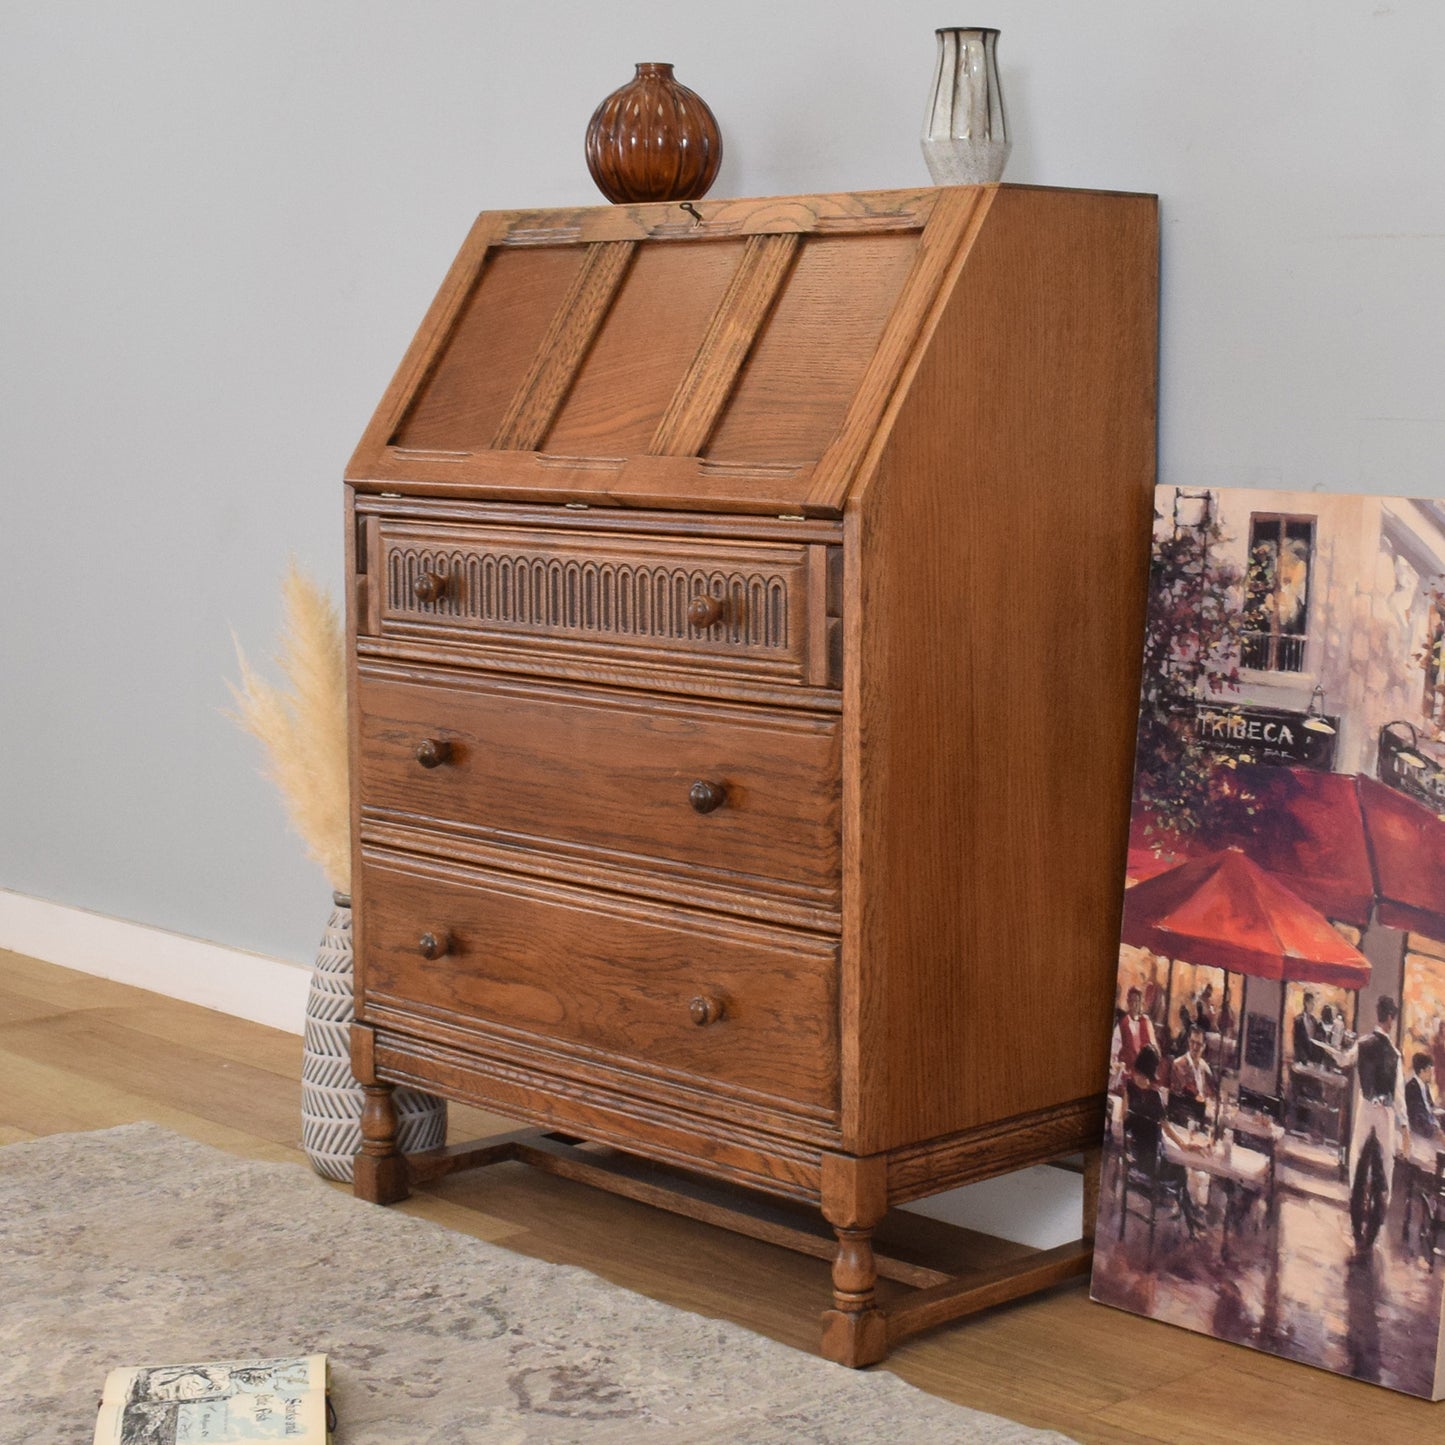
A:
[1090,486,1445,1399]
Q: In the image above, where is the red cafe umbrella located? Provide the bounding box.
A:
[1121,847,1371,989]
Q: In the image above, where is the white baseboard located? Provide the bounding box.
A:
[901,1163,1084,1249]
[0,888,309,1034]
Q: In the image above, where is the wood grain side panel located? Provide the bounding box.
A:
[359,851,840,1115]
[355,668,842,902]
[845,187,1159,1152]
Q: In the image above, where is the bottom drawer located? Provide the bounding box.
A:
[358,850,839,1117]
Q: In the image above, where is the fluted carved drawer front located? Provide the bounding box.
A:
[359,851,840,1118]
[356,667,841,913]
[363,519,838,690]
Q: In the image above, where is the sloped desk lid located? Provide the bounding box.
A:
[348,187,995,517]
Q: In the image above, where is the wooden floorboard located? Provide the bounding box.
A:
[2,953,1442,1442]
[1,1012,304,1145]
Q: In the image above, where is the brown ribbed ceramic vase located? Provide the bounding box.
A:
[584,62,722,204]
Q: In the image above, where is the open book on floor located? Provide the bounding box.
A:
[93,1353,332,1444]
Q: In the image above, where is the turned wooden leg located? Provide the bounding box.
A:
[354,1082,410,1204]
[350,1022,409,1204]
[819,1154,888,1366]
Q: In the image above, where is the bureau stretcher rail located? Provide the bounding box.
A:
[384,1122,1101,1357]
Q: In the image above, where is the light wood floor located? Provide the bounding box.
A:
[4,948,1440,1443]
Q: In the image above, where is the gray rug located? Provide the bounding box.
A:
[0,1124,1072,1443]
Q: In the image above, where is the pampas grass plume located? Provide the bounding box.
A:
[228,563,350,894]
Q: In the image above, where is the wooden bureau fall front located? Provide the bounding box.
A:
[346,184,1159,1363]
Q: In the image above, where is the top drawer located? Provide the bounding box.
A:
[358,517,840,691]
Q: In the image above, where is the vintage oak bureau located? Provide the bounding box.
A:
[347,184,1158,1363]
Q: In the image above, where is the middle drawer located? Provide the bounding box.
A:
[356,665,842,914]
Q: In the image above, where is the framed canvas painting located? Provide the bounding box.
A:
[1090,485,1445,1399]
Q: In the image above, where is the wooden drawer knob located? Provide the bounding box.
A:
[687,594,726,628]
[413,568,449,603]
[414,738,453,769]
[417,930,451,960]
[689,995,725,1026]
[688,779,727,814]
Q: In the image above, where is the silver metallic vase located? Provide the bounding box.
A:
[921,27,1011,186]
[301,892,447,1181]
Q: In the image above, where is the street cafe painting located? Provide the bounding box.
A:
[1090,485,1445,1398]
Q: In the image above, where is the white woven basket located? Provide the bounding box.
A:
[301,893,447,1181]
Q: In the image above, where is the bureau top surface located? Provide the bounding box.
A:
[346,184,1157,518]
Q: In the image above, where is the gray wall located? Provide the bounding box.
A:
[2,0,1443,964]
